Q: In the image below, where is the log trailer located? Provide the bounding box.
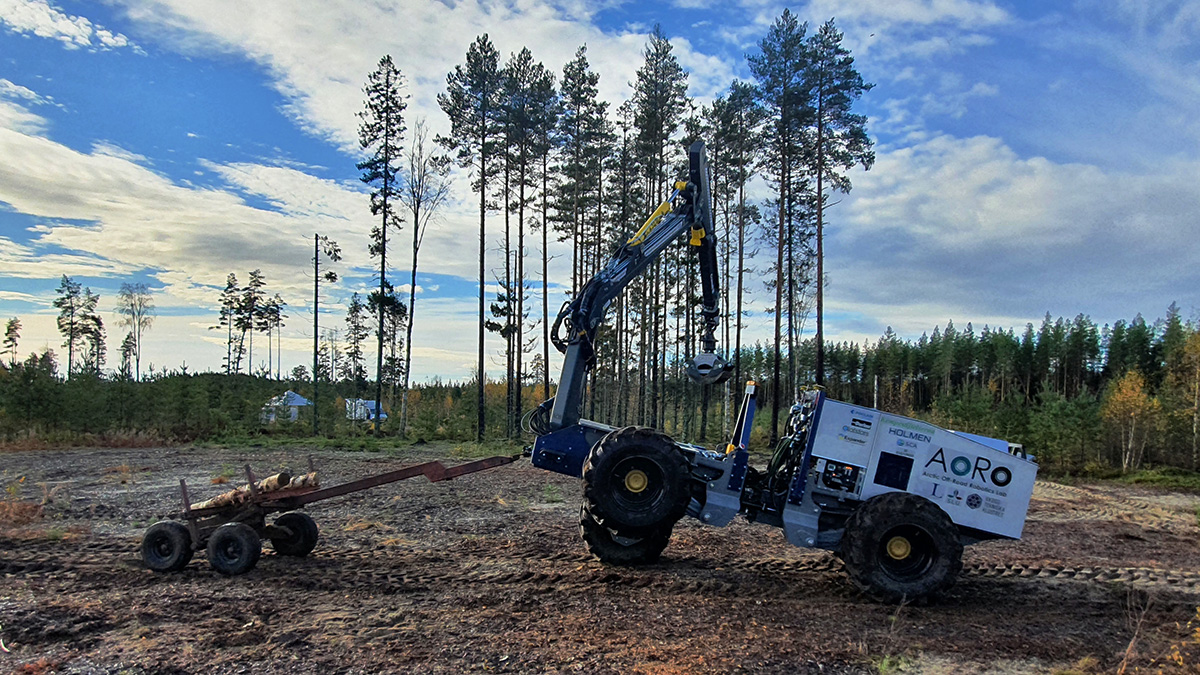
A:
[524,140,1039,602]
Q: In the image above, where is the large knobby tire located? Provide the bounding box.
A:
[841,491,963,604]
[583,426,690,536]
[270,512,319,557]
[141,521,193,572]
[579,505,671,565]
[206,522,262,576]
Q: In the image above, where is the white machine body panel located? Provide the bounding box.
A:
[809,399,1037,539]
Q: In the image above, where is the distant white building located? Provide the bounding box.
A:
[345,398,388,422]
[262,390,312,423]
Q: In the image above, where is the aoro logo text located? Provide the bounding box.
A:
[925,448,1012,488]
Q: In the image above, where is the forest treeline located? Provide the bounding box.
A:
[1,305,1198,478]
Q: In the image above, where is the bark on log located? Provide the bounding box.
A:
[192,471,291,510]
[286,472,319,489]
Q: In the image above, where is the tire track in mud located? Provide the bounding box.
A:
[1030,481,1192,527]
[5,535,1200,600]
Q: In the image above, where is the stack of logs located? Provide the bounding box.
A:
[192,471,319,510]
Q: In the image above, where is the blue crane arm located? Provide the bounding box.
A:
[544,140,730,432]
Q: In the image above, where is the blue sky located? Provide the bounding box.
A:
[1,0,1198,380]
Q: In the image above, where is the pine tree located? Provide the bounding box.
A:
[78,289,103,376]
[359,54,408,431]
[3,317,20,367]
[532,56,561,406]
[264,294,287,380]
[439,34,503,441]
[214,273,240,375]
[604,100,642,424]
[631,24,688,429]
[118,332,136,379]
[236,270,267,375]
[499,47,558,435]
[706,79,765,426]
[749,9,812,441]
[53,275,85,378]
[368,285,407,410]
[344,293,370,394]
[806,19,874,386]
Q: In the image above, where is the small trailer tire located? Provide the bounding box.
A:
[206,522,262,575]
[841,492,963,604]
[579,505,671,565]
[141,521,193,572]
[270,512,319,557]
[583,426,690,536]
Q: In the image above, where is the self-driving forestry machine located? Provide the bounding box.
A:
[526,140,1039,603]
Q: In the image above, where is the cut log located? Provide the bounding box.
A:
[286,472,319,489]
[192,471,291,510]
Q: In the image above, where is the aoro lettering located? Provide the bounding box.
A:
[925,448,1013,489]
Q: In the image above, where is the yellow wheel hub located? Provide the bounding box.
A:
[624,469,649,493]
[886,536,912,560]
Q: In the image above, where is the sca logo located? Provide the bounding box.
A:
[925,448,1012,487]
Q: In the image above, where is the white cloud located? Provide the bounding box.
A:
[0,77,52,134]
[919,81,998,120]
[0,289,44,304]
[1059,1,1200,148]
[91,140,148,163]
[0,0,137,50]
[110,0,711,151]
[0,78,581,375]
[831,133,1200,331]
[806,0,1010,27]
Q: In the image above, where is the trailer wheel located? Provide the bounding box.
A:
[579,505,671,565]
[270,512,319,557]
[583,426,689,536]
[206,522,261,575]
[841,492,963,604]
[141,521,193,572]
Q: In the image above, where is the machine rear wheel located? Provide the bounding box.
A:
[270,512,319,557]
[141,521,193,572]
[583,426,690,536]
[841,492,963,604]
[579,505,671,565]
[206,522,261,576]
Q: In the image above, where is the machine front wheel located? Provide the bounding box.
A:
[840,492,963,604]
[579,505,671,565]
[141,521,193,572]
[206,522,262,575]
[583,426,690,536]
[270,512,319,557]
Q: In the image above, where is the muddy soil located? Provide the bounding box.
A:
[2,445,1200,674]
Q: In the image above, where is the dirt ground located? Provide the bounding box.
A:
[2,444,1200,674]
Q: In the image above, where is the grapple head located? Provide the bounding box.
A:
[686,352,733,385]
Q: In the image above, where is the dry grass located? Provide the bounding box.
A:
[14,658,59,674]
[344,520,392,532]
[0,500,43,528]
[0,429,171,452]
[102,464,133,485]
[1118,590,1153,674]
[1052,655,1100,675]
